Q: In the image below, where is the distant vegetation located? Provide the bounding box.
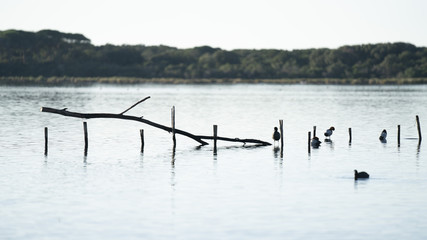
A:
[1,29,427,84]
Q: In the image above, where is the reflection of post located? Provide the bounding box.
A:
[171,106,176,148]
[416,115,422,144]
[348,128,352,144]
[140,129,144,153]
[397,125,401,146]
[171,147,175,165]
[213,125,218,155]
[279,120,284,156]
[44,127,48,155]
[83,122,88,156]
[313,126,316,138]
[308,131,311,154]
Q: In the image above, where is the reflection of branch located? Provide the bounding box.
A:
[120,96,150,115]
[41,107,208,146]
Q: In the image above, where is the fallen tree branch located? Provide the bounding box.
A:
[41,107,209,146]
[197,135,271,146]
[41,107,272,147]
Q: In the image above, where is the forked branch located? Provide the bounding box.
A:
[41,102,272,147]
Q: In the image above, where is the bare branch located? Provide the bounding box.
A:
[120,96,151,115]
[41,107,272,147]
[41,107,208,145]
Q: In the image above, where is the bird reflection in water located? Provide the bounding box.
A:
[273,146,280,159]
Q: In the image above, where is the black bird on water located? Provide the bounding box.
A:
[272,127,280,145]
[354,170,370,180]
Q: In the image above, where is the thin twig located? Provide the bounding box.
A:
[120,96,151,115]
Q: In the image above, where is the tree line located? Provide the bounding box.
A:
[1,29,427,79]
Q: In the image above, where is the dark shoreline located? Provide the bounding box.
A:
[1,76,427,85]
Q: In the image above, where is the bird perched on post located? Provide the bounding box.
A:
[324,126,335,138]
[354,170,369,180]
[272,127,280,145]
[379,129,387,141]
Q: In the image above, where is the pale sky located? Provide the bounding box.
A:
[1,0,426,50]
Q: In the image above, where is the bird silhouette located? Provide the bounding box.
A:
[272,127,280,146]
[354,170,370,180]
[379,129,387,141]
[324,126,335,138]
[311,137,321,148]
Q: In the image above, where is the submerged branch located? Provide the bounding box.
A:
[41,107,209,146]
[41,107,272,147]
[197,135,271,146]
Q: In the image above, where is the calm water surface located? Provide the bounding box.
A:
[1,84,427,239]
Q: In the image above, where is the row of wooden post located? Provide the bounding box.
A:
[307,115,422,153]
[43,115,422,156]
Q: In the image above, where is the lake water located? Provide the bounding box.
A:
[1,84,427,239]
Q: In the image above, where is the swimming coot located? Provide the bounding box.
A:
[354,170,370,180]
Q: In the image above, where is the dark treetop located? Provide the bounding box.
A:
[1,29,427,80]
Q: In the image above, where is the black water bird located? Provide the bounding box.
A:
[272,127,280,145]
[379,129,387,141]
[311,137,321,148]
[324,126,335,138]
[354,170,370,180]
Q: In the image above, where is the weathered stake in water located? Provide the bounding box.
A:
[348,128,352,144]
[313,126,316,138]
[140,129,145,153]
[213,125,218,155]
[416,115,422,144]
[171,106,176,148]
[44,127,48,155]
[308,131,311,154]
[83,122,88,156]
[398,125,401,146]
[279,120,284,157]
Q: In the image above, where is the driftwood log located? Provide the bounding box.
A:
[41,106,271,146]
[41,107,209,145]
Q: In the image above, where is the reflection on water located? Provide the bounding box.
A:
[0,84,427,240]
[273,146,280,159]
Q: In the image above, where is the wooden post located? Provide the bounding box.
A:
[279,120,284,151]
[213,125,218,155]
[308,131,311,153]
[313,126,316,138]
[348,128,352,144]
[171,106,176,147]
[140,129,145,153]
[83,122,88,156]
[397,125,401,146]
[416,115,422,143]
[44,127,48,155]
